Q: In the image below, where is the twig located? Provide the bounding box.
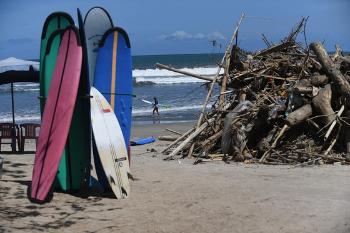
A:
[161,128,194,154]
[324,127,341,156]
[188,13,245,158]
[165,118,214,160]
[165,128,182,136]
[324,105,344,141]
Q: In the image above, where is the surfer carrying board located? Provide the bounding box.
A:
[152,97,159,116]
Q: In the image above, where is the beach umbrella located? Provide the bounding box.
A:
[0,57,39,152]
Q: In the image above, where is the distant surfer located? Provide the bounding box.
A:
[152,97,159,116]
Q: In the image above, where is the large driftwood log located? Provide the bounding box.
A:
[155,63,214,82]
[286,104,313,126]
[312,84,335,125]
[274,104,313,148]
[310,42,350,107]
[260,104,313,162]
[310,74,328,86]
[158,136,178,141]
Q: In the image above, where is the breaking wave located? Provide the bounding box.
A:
[133,66,222,85]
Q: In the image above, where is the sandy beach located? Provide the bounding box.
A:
[1,121,350,233]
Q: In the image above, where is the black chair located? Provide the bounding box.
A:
[20,123,40,152]
[0,123,20,152]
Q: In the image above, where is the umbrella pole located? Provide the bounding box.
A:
[11,82,16,152]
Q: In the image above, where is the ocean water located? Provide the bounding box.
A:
[0,53,223,124]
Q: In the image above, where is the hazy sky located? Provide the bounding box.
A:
[0,0,349,59]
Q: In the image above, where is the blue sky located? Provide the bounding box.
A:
[0,0,349,59]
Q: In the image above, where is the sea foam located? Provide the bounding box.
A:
[133,67,223,84]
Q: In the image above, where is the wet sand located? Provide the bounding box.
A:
[1,122,350,233]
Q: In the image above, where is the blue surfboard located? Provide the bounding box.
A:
[131,137,156,146]
[94,27,133,157]
[93,27,132,190]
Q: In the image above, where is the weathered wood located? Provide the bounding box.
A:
[208,153,225,159]
[260,104,313,163]
[310,74,328,86]
[201,130,223,150]
[187,143,195,159]
[324,128,340,156]
[332,44,342,62]
[254,42,293,57]
[155,63,214,82]
[188,13,245,158]
[294,86,319,96]
[221,101,252,157]
[218,54,230,111]
[166,118,214,160]
[270,125,289,149]
[165,128,182,136]
[324,105,344,141]
[310,42,350,106]
[286,104,313,126]
[312,84,335,125]
[158,136,178,141]
[256,74,298,81]
[215,54,231,132]
[195,13,245,128]
[238,89,246,103]
[281,52,316,58]
[340,56,350,66]
[160,18,350,165]
[161,127,194,154]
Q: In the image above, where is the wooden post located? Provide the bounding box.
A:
[218,54,230,111]
[187,13,245,158]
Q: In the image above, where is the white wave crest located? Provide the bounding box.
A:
[132,104,209,116]
[0,83,40,92]
[133,67,222,77]
[0,114,40,123]
[135,76,207,84]
[133,67,223,84]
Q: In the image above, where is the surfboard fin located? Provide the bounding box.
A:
[109,175,116,185]
[127,172,136,181]
[121,186,128,198]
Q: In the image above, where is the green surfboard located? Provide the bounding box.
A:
[40,12,90,192]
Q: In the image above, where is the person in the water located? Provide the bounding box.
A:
[153,97,159,116]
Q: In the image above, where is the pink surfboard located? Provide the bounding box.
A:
[31,26,82,202]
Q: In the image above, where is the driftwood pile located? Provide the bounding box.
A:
[160,15,350,165]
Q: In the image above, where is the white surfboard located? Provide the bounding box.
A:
[90,87,130,199]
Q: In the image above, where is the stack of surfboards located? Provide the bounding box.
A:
[30,7,132,203]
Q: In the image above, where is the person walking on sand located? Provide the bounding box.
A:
[152,97,159,116]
